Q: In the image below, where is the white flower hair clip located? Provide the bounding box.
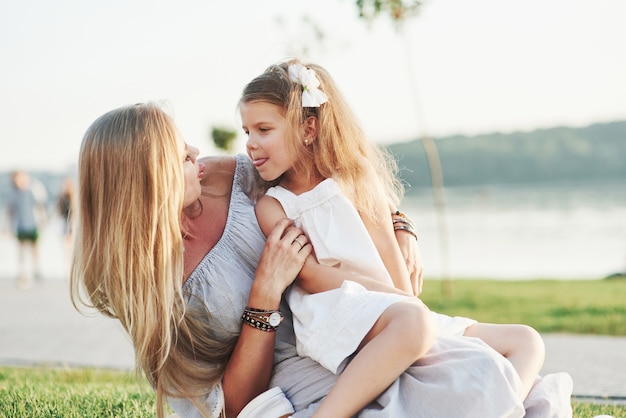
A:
[288,63,329,107]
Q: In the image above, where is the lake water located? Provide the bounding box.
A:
[1,181,624,281]
[403,181,626,280]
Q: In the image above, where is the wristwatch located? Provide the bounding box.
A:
[262,311,284,327]
[241,307,284,332]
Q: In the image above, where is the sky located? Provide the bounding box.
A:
[1,0,625,173]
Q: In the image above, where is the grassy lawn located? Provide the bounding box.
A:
[0,367,160,418]
[1,278,625,417]
[421,278,626,335]
[0,366,624,417]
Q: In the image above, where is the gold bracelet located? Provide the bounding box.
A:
[392,210,415,223]
[392,210,408,218]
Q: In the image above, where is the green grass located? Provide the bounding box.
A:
[1,278,625,417]
[572,400,626,418]
[421,278,626,335]
[0,366,158,418]
[420,278,626,416]
[0,366,624,418]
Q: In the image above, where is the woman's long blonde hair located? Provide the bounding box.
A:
[240,58,404,224]
[70,103,235,418]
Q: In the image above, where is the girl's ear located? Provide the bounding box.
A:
[302,116,319,146]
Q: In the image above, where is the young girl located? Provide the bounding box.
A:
[240,59,546,417]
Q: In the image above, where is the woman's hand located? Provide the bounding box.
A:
[394,228,424,296]
[250,218,312,308]
[224,218,311,415]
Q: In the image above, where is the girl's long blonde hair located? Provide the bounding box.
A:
[70,104,235,418]
[240,58,404,224]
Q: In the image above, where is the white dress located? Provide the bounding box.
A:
[266,178,475,374]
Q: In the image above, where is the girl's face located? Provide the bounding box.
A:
[177,133,205,207]
[241,101,296,182]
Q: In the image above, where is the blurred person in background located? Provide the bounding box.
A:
[57,176,76,278]
[8,170,47,288]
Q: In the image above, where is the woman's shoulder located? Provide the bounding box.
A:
[198,154,262,199]
[199,155,236,175]
[199,156,238,186]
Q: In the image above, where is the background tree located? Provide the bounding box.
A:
[356,0,422,21]
[211,126,238,153]
[354,0,453,296]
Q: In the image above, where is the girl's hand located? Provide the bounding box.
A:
[252,218,312,305]
[394,228,424,296]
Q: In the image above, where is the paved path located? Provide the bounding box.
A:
[1,280,625,401]
[0,280,134,370]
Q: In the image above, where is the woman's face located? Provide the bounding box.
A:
[241,101,295,182]
[178,133,205,207]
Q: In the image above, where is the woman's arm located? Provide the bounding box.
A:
[391,209,423,296]
[361,198,414,294]
[221,218,311,416]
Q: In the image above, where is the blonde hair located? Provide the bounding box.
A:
[240,59,404,224]
[70,103,235,418]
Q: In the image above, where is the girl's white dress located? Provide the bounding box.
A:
[266,178,475,374]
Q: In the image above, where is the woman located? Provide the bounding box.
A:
[71,103,572,418]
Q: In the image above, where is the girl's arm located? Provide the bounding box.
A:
[255,195,411,296]
[221,217,311,416]
[299,256,411,296]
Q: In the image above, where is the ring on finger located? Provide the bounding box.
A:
[293,237,305,249]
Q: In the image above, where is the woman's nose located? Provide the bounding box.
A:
[189,145,200,162]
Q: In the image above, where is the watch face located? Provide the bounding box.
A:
[269,312,281,327]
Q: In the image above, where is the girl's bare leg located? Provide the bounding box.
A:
[464,322,545,399]
[313,300,437,418]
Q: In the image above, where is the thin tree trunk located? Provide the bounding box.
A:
[400,27,453,297]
